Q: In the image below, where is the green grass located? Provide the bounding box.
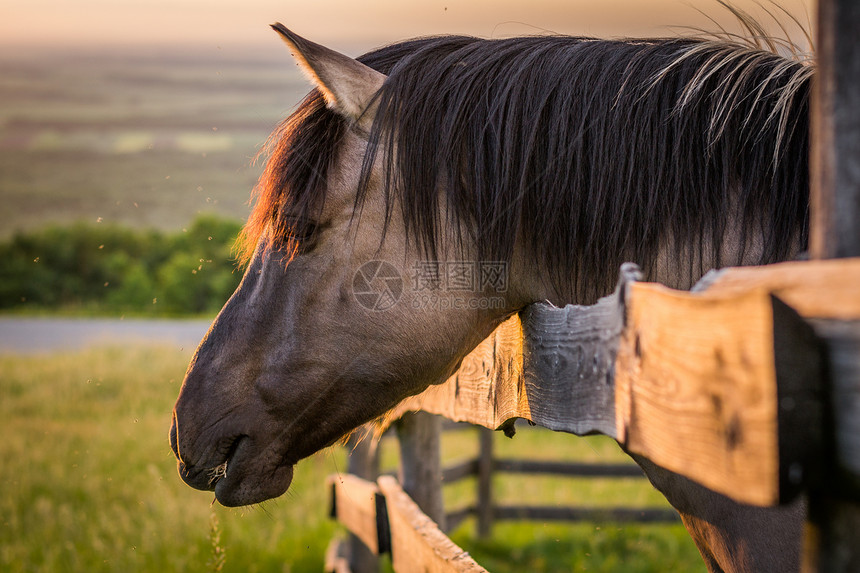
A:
[0,345,705,572]
[0,345,341,572]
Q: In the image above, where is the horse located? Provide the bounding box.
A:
[170,23,812,572]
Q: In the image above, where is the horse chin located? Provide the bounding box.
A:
[214,463,294,507]
[211,438,295,507]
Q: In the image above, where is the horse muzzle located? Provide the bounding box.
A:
[169,412,294,506]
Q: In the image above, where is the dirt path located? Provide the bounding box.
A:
[0,317,211,354]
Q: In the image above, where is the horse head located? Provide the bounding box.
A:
[169,27,519,506]
[170,25,810,508]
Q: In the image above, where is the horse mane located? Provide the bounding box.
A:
[241,33,812,303]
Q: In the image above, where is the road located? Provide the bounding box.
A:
[0,317,212,354]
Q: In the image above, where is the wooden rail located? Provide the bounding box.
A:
[328,257,859,573]
[334,256,858,572]
[327,474,487,573]
[387,258,860,507]
[440,426,679,533]
[328,424,677,573]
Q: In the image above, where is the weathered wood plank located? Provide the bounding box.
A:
[392,316,526,431]
[441,457,645,480]
[392,264,635,436]
[324,537,353,573]
[329,474,388,556]
[811,0,860,260]
[387,259,857,506]
[614,284,823,506]
[397,412,446,530]
[393,260,857,441]
[703,259,860,319]
[614,283,779,504]
[377,476,488,573]
[476,427,493,538]
[441,459,478,483]
[345,429,381,573]
[806,0,860,568]
[445,504,679,526]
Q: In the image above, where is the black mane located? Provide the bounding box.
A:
[245,34,811,303]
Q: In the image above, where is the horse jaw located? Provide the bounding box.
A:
[168,31,512,507]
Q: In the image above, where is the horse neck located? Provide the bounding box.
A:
[507,203,805,308]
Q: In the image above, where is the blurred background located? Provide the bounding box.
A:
[0,1,812,571]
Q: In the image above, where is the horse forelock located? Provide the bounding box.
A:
[244,33,811,303]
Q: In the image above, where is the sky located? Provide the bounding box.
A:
[1,0,814,57]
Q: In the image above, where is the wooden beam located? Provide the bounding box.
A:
[476,427,493,538]
[441,457,646,481]
[811,0,860,260]
[388,259,860,506]
[441,459,479,483]
[397,412,446,530]
[345,429,381,573]
[392,260,858,437]
[614,284,823,506]
[392,314,526,432]
[328,474,389,556]
[391,263,636,437]
[805,0,860,569]
[377,476,488,573]
[701,259,860,319]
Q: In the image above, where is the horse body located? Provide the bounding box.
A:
[170,26,811,572]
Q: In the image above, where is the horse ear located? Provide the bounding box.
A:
[272,23,386,127]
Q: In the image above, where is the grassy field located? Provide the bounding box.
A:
[0,49,311,237]
[0,46,705,573]
[0,344,705,572]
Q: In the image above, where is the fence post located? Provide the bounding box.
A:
[346,426,380,573]
[806,0,860,570]
[477,427,494,538]
[396,411,446,530]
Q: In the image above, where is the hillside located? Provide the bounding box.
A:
[0,48,310,235]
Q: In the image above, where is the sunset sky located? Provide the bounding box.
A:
[2,0,814,56]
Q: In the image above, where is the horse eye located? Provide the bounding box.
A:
[288,220,319,252]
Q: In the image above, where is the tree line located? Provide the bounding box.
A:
[0,216,244,316]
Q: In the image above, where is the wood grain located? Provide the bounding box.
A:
[805,0,860,568]
[329,474,386,555]
[396,412,446,530]
[385,259,859,506]
[704,259,860,319]
[378,476,488,573]
[614,283,819,506]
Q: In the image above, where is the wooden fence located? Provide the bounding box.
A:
[441,425,678,535]
[326,422,679,573]
[325,0,860,570]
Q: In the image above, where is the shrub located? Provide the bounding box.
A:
[0,215,243,316]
